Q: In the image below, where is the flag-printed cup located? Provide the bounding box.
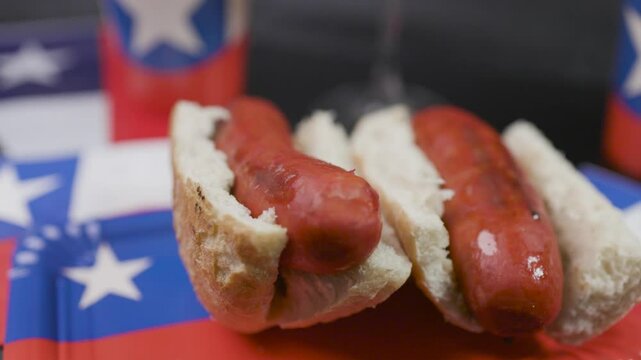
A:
[604,0,641,180]
[99,0,248,140]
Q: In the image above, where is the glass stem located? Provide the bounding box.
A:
[370,0,404,103]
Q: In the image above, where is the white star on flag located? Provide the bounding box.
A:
[623,6,641,98]
[0,164,60,227]
[0,41,71,90]
[63,243,152,309]
[117,0,206,56]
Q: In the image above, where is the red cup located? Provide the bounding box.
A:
[99,0,248,141]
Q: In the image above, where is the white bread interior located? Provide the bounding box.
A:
[503,121,641,344]
[294,110,353,171]
[351,106,482,332]
[171,101,411,333]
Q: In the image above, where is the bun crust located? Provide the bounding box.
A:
[171,102,411,333]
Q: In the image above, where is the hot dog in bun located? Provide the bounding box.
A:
[170,98,411,333]
[351,105,641,344]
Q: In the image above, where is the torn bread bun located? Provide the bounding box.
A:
[351,105,641,344]
[503,121,641,344]
[294,110,353,171]
[351,105,482,332]
[171,101,411,333]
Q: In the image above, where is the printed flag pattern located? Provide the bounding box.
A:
[614,3,641,108]
[0,158,75,241]
[0,141,170,348]
[604,1,641,177]
[6,211,207,344]
[0,140,170,240]
[106,0,226,70]
[0,156,76,345]
[102,0,248,140]
[0,20,100,99]
[0,18,108,159]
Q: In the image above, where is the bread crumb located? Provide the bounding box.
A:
[258,208,277,223]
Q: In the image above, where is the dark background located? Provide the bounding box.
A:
[0,0,624,164]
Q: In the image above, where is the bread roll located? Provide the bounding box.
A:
[171,101,411,332]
